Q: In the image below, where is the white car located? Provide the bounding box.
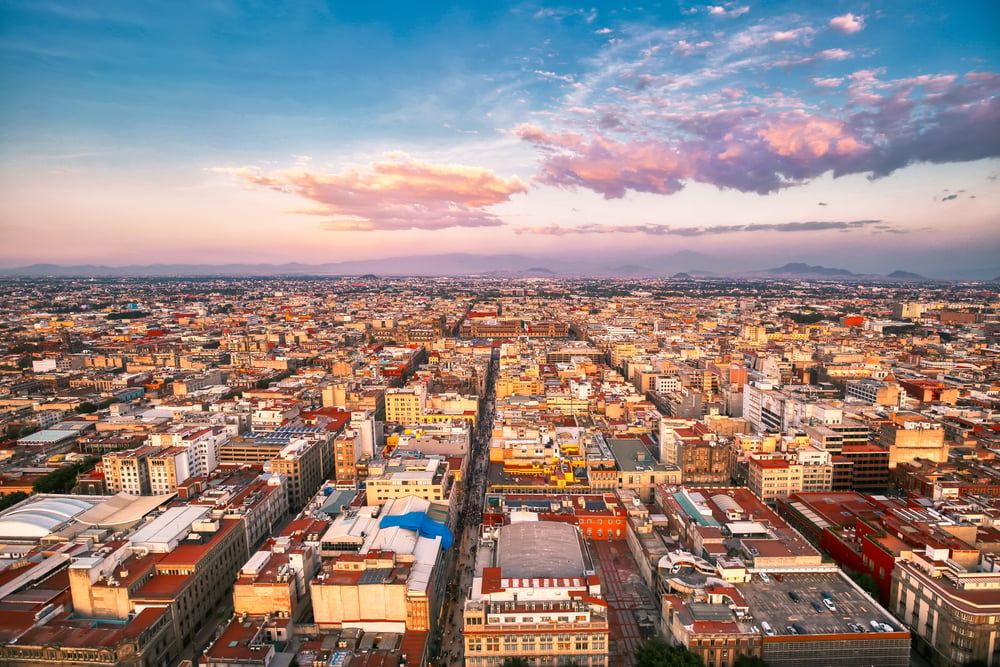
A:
[759,572,770,583]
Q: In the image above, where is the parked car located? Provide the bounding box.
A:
[774,574,784,581]
[759,572,770,583]
[761,621,776,636]
[788,591,800,602]
[811,601,824,613]
[823,597,837,611]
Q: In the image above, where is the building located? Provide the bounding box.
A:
[462,521,610,667]
[384,385,426,424]
[232,534,317,622]
[659,418,730,485]
[221,427,335,511]
[480,492,628,540]
[103,446,159,495]
[67,506,250,660]
[745,454,831,505]
[891,554,1000,667]
[878,415,948,469]
[607,437,681,502]
[845,379,900,407]
[312,495,451,632]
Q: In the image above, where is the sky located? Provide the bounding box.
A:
[1,0,998,277]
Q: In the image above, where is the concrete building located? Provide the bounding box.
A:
[384,385,426,424]
[878,414,948,468]
[463,521,610,667]
[67,506,250,659]
[746,455,832,505]
[221,427,335,511]
[103,446,159,495]
[891,553,1000,667]
[312,495,450,632]
[233,534,317,622]
[607,437,681,502]
[364,457,452,507]
[845,379,901,406]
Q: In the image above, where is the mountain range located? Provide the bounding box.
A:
[1,255,994,281]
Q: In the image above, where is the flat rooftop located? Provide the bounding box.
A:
[739,572,903,636]
[495,522,586,579]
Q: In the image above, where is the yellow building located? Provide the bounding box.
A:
[365,457,451,506]
[384,385,426,424]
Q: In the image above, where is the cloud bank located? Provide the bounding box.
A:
[215,157,528,231]
[515,219,888,235]
[515,72,1000,198]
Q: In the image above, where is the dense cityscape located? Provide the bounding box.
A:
[0,275,996,667]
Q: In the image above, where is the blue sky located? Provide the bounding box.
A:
[1,1,998,276]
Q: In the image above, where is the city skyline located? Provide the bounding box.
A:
[1,1,998,277]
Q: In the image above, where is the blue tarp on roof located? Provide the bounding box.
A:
[379,511,453,550]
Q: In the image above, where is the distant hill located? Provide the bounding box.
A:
[763,262,855,277]
[886,270,927,280]
[0,255,986,280]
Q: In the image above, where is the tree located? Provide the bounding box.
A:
[734,655,769,667]
[0,491,29,512]
[634,637,705,667]
[75,401,98,414]
[500,660,530,667]
[32,458,98,494]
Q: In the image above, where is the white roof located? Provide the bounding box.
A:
[0,495,99,539]
[129,505,210,551]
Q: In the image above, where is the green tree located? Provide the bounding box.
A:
[734,655,769,667]
[500,660,530,667]
[0,491,29,511]
[634,637,705,667]
[32,458,98,494]
[75,401,98,414]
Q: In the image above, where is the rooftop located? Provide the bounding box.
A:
[495,522,586,579]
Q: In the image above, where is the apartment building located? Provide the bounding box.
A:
[384,384,426,424]
[221,426,334,511]
[878,414,948,468]
[103,446,159,495]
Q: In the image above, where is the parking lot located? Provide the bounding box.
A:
[739,571,901,636]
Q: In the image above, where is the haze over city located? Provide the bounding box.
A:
[1,1,998,277]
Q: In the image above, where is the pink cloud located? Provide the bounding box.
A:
[672,40,713,56]
[758,113,866,158]
[215,157,528,231]
[770,27,814,44]
[829,13,865,34]
[772,48,851,68]
[813,77,844,88]
[515,73,1000,197]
